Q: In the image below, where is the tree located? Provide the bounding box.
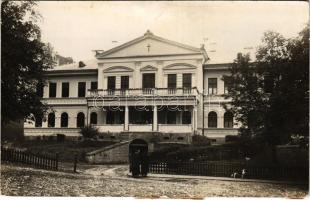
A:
[223,25,309,145]
[1,1,55,125]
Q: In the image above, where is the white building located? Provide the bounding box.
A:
[24,30,238,143]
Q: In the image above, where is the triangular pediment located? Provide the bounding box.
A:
[140,65,158,71]
[103,66,134,73]
[96,31,202,58]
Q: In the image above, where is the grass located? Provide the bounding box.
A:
[8,140,116,163]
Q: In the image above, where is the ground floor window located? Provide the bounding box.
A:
[61,112,68,127]
[224,112,233,128]
[129,106,152,124]
[208,111,217,128]
[106,108,124,124]
[77,112,85,127]
[90,112,97,125]
[182,111,191,124]
[48,113,55,127]
[35,115,43,127]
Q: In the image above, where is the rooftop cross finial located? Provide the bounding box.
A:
[144,29,153,36]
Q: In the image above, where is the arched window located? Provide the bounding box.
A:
[48,113,55,127]
[90,112,97,125]
[77,112,85,127]
[208,111,217,128]
[35,115,43,127]
[61,112,68,127]
[224,112,233,128]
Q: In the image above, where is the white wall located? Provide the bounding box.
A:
[43,75,97,98]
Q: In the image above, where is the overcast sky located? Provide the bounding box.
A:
[37,1,308,63]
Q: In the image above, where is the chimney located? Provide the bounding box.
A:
[79,61,86,68]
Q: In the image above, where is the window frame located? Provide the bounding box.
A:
[62,82,70,97]
[49,82,57,98]
[208,78,217,95]
[78,82,86,97]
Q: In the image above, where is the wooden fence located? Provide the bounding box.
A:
[1,148,58,171]
[149,161,308,181]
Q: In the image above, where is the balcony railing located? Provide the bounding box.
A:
[87,87,199,98]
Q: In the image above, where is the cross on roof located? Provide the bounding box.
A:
[147,44,151,52]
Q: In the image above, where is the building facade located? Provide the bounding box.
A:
[24,31,238,143]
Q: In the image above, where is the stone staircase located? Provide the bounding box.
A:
[85,140,130,164]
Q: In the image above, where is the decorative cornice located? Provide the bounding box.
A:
[163,63,197,70]
[140,65,158,71]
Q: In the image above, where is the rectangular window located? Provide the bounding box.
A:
[121,76,129,89]
[49,82,56,98]
[62,82,69,97]
[142,73,155,88]
[208,78,217,95]
[36,83,44,98]
[91,81,98,90]
[168,74,177,88]
[224,78,232,94]
[167,111,176,124]
[182,73,192,88]
[78,82,86,97]
[182,111,191,124]
[107,76,116,90]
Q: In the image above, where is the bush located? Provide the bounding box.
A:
[79,125,99,139]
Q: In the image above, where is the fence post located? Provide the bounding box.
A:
[73,154,78,173]
[55,153,59,171]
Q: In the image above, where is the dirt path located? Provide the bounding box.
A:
[1,163,308,197]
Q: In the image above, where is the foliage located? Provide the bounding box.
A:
[79,125,99,139]
[223,25,309,145]
[1,1,55,124]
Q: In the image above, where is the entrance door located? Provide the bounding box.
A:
[142,73,155,94]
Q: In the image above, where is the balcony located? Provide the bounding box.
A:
[87,87,199,98]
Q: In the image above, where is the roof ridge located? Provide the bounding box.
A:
[96,31,202,58]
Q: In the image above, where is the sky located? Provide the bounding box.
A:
[37,1,309,63]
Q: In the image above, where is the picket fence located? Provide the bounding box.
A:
[1,148,58,171]
[149,161,308,181]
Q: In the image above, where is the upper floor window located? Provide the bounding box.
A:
[121,76,129,90]
[91,81,98,90]
[142,73,155,88]
[62,82,69,97]
[36,83,44,98]
[49,82,57,98]
[208,78,217,95]
[224,78,232,94]
[107,76,116,90]
[208,111,217,128]
[183,73,192,88]
[224,112,233,128]
[168,74,177,89]
[78,82,86,97]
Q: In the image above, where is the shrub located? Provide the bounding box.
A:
[79,125,99,139]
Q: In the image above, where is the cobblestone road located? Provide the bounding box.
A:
[1,163,308,198]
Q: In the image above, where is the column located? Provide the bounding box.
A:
[153,105,158,131]
[124,106,129,131]
[191,107,195,131]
